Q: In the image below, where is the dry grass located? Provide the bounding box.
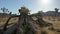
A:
[43,16,60,29]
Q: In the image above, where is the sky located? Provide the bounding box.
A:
[0,0,60,14]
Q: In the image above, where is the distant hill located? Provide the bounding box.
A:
[0,11,60,17]
[44,11,60,16]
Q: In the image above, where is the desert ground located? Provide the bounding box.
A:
[0,16,60,34]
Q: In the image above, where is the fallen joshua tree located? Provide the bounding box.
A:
[2,7,53,34]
